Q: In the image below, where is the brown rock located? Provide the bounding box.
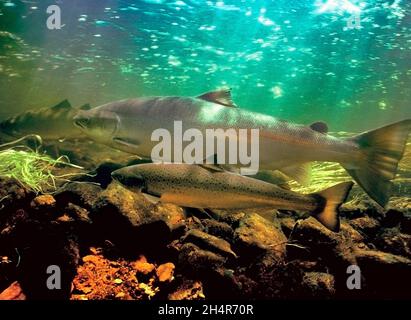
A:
[279,217,296,237]
[349,216,380,237]
[168,280,205,300]
[156,262,175,282]
[375,230,411,258]
[183,229,237,258]
[354,248,411,298]
[201,219,234,241]
[54,182,103,209]
[178,243,226,272]
[0,281,26,300]
[340,221,364,243]
[234,212,287,262]
[289,217,357,265]
[302,272,335,298]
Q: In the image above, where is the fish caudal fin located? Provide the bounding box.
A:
[311,182,354,232]
[342,119,411,207]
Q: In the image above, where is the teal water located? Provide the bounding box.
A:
[0,0,410,130]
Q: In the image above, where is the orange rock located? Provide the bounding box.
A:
[133,256,155,275]
[31,194,56,208]
[156,263,175,282]
[0,281,26,300]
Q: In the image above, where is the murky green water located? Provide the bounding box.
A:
[1,0,410,131]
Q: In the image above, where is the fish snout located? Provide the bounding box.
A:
[73,114,91,130]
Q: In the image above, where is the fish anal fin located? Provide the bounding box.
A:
[197,88,237,108]
[280,163,312,186]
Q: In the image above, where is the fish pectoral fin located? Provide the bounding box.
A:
[249,170,290,187]
[51,99,72,110]
[142,192,161,204]
[200,154,238,173]
[280,163,312,186]
[197,88,238,108]
[113,137,140,148]
[199,164,225,172]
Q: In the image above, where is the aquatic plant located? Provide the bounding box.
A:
[0,135,82,193]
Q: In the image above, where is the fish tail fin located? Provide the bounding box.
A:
[310,182,354,232]
[342,119,411,207]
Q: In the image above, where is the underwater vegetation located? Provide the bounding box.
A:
[0,136,82,193]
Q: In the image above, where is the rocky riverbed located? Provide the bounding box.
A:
[0,138,410,300]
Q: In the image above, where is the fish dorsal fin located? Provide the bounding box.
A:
[197,89,237,108]
[79,103,91,110]
[280,163,312,186]
[310,121,328,134]
[51,99,72,110]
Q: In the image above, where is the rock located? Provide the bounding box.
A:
[354,248,411,298]
[233,213,287,263]
[182,229,237,259]
[168,279,205,300]
[133,256,155,275]
[72,250,159,300]
[279,217,296,237]
[0,177,34,210]
[54,182,103,210]
[348,216,381,238]
[289,217,356,263]
[301,272,335,298]
[381,209,403,228]
[156,262,175,282]
[288,217,357,295]
[0,281,26,300]
[178,243,226,273]
[90,182,171,251]
[152,203,186,235]
[65,202,92,225]
[341,198,383,219]
[401,212,411,234]
[375,229,411,258]
[210,210,246,228]
[30,194,56,209]
[340,221,364,243]
[201,219,234,241]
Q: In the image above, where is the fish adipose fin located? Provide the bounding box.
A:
[310,121,328,134]
[79,103,91,110]
[342,119,411,207]
[280,163,312,186]
[197,89,238,108]
[311,181,354,232]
